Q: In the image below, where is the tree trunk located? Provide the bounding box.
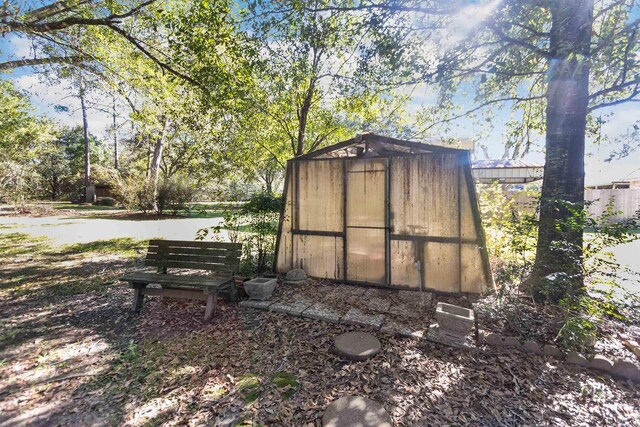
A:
[296,79,316,156]
[80,87,91,202]
[526,0,593,301]
[112,97,119,170]
[149,117,171,213]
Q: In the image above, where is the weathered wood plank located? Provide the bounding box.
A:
[148,240,242,250]
[139,287,208,301]
[120,273,230,288]
[147,247,241,257]
[144,260,237,272]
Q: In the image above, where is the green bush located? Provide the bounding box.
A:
[196,191,282,274]
[156,176,197,215]
[114,176,154,214]
[94,197,117,207]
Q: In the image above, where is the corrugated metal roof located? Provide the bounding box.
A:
[472,159,543,169]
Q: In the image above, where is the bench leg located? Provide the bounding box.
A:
[132,284,146,313]
[227,282,238,303]
[204,293,217,321]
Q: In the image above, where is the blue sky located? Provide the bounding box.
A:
[1,8,639,186]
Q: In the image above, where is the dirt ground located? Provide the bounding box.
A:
[1,231,640,426]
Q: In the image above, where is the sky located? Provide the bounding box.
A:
[1,2,639,186]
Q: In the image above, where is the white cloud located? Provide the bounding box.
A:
[11,74,120,138]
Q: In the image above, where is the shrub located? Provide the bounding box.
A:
[114,176,154,214]
[196,191,283,274]
[156,176,197,215]
[94,197,117,207]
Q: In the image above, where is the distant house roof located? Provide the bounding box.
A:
[471,159,544,184]
[472,159,543,169]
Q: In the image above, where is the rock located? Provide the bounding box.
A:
[523,340,542,355]
[624,339,640,360]
[629,326,640,340]
[542,344,563,358]
[322,396,392,427]
[503,336,522,349]
[341,308,384,329]
[485,333,503,346]
[566,351,589,367]
[334,332,381,361]
[590,355,614,372]
[285,268,307,284]
[611,360,640,382]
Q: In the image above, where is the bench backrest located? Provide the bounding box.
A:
[144,240,242,274]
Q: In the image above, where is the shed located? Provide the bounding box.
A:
[275,133,493,294]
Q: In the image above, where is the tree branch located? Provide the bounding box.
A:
[0,55,88,70]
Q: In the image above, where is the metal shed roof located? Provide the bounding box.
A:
[297,133,468,160]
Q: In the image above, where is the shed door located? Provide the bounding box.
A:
[345,158,389,285]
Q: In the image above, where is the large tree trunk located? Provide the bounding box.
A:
[80,87,92,202]
[526,0,593,301]
[149,117,171,213]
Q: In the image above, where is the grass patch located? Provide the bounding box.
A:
[0,232,50,257]
[55,238,150,258]
[52,202,121,211]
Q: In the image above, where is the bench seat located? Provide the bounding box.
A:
[120,240,242,320]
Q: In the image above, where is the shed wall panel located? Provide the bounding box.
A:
[346,159,386,227]
[461,243,485,293]
[423,242,460,292]
[390,240,420,288]
[390,154,459,238]
[297,160,344,232]
[346,228,385,283]
[293,235,344,280]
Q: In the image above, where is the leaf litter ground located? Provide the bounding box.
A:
[1,237,639,426]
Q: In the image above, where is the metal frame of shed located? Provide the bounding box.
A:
[275,133,494,294]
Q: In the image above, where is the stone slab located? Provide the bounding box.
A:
[387,303,421,319]
[322,396,392,427]
[269,300,313,317]
[425,324,475,350]
[341,308,384,329]
[380,320,423,339]
[302,302,344,324]
[397,290,433,308]
[238,300,273,310]
[359,296,392,313]
[334,332,381,361]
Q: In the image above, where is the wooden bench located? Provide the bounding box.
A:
[120,240,242,320]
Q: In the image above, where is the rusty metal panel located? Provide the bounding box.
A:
[423,242,460,292]
[390,239,420,288]
[460,243,485,293]
[390,154,459,237]
[346,227,386,283]
[297,160,344,232]
[292,234,344,280]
